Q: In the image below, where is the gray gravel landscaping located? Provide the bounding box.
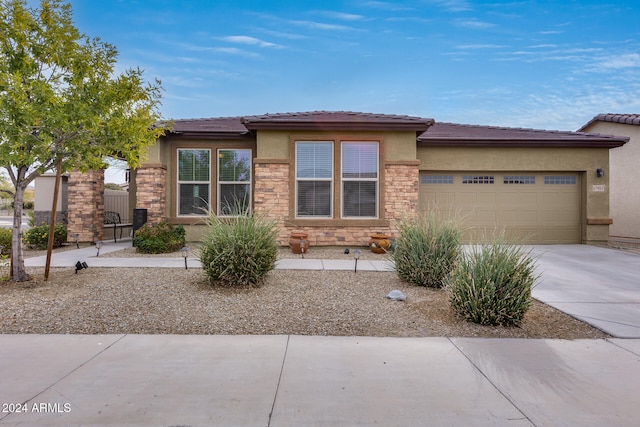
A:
[0,245,609,338]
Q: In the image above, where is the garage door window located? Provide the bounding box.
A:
[422,175,453,184]
[544,175,576,185]
[504,175,535,184]
[463,175,494,184]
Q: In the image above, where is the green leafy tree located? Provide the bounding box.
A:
[0,0,171,281]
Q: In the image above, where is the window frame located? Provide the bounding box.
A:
[176,148,211,217]
[217,148,252,216]
[294,141,334,218]
[340,141,379,219]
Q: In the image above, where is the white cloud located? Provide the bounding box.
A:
[289,20,355,31]
[456,44,505,49]
[454,19,495,29]
[220,35,283,49]
[315,11,366,21]
[594,53,640,70]
[429,0,473,12]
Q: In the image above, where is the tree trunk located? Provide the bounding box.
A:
[11,182,29,281]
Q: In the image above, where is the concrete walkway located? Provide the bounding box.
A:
[23,240,393,271]
[1,334,639,426]
[4,243,639,426]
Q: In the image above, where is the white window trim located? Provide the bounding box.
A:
[177,148,211,217]
[217,148,252,217]
[295,141,334,218]
[340,141,379,219]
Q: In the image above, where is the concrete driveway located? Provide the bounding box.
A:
[529,245,640,338]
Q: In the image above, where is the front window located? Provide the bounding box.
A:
[296,141,333,217]
[177,149,210,215]
[218,149,251,215]
[341,142,378,218]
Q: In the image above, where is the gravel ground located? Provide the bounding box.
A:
[0,245,609,339]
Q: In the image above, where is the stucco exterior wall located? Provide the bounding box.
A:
[416,146,612,243]
[581,122,640,242]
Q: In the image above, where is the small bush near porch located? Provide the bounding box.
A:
[133,222,186,254]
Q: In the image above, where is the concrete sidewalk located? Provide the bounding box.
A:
[23,240,394,271]
[1,334,639,426]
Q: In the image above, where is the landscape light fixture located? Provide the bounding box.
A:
[95,240,103,257]
[75,261,88,274]
[353,249,361,273]
[181,247,190,270]
[72,233,79,249]
[300,239,305,258]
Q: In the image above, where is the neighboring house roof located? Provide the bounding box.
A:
[578,113,640,131]
[418,122,628,148]
[241,111,435,132]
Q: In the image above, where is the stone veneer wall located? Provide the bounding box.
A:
[253,160,419,247]
[383,162,420,234]
[67,170,105,243]
[253,160,290,245]
[135,163,167,224]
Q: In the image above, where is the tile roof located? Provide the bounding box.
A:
[418,122,628,148]
[241,111,434,131]
[172,116,249,134]
[164,113,628,148]
[578,113,640,131]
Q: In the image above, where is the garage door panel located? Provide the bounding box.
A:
[419,172,580,244]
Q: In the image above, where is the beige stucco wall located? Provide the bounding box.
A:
[416,146,612,243]
[581,122,640,241]
[256,130,417,161]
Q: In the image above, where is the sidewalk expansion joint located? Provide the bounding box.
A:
[267,334,290,427]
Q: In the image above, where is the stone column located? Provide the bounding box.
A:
[384,161,420,236]
[253,159,290,245]
[135,163,167,224]
[67,169,105,243]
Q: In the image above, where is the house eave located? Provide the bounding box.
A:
[416,139,628,148]
[242,120,434,132]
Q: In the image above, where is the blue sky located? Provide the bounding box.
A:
[70,1,639,138]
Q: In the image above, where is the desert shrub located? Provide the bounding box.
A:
[133,222,186,254]
[392,214,462,288]
[23,222,67,250]
[0,228,11,255]
[199,209,278,287]
[447,242,538,326]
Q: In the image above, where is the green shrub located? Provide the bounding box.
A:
[447,242,538,326]
[392,214,462,288]
[199,209,279,287]
[133,222,186,254]
[0,228,11,256]
[23,222,68,250]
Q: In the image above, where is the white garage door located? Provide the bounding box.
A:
[418,172,581,244]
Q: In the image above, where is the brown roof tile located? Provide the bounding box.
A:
[419,122,628,148]
[172,116,249,134]
[241,111,434,131]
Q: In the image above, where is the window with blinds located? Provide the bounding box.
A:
[296,141,333,217]
[218,149,251,215]
[178,149,210,215]
[341,142,378,218]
